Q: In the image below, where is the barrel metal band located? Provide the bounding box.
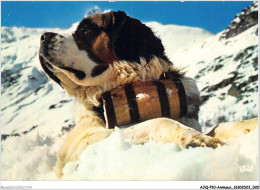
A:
[153,80,170,118]
[172,78,188,117]
[124,84,140,123]
[102,91,117,129]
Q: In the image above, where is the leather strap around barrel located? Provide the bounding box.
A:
[172,78,188,118]
[102,91,117,128]
[153,80,170,118]
[124,84,140,123]
[173,78,188,118]
[160,72,188,118]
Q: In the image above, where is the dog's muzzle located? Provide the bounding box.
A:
[39,32,63,58]
[39,32,64,86]
[39,32,87,86]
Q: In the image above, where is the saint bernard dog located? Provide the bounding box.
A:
[39,11,257,178]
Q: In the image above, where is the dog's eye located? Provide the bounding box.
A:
[83,27,88,33]
[78,28,88,34]
[77,25,89,34]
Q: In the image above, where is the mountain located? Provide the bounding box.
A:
[220,1,258,40]
[171,1,258,130]
[84,6,103,17]
[1,27,75,137]
[146,22,214,55]
[1,3,258,180]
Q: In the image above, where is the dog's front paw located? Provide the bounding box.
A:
[207,118,258,140]
[185,134,224,149]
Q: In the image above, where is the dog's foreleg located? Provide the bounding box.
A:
[54,116,113,178]
[122,118,224,149]
[207,117,258,140]
[55,117,225,178]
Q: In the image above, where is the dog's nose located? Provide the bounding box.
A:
[40,32,57,43]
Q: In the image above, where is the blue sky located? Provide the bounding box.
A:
[1,1,253,34]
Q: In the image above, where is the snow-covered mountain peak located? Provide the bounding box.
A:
[84,6,103,18]
[220,1,258,40]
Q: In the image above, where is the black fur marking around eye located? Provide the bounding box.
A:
[72,30,104,64]
[60,66,86,80]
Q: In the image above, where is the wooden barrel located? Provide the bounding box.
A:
[102,72,187,129]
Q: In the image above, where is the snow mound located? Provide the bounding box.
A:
[1,130,61,180]
[62,128,258,181]
[1,128,258,180]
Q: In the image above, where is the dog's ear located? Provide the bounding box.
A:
[112,11,168,63]
[73,12,119,65]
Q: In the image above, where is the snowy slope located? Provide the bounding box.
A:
[146,22,213,56]
[1,27,75,137]
[171,1,258,130]
[1,3,258,180]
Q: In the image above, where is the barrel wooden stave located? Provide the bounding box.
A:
[163,81,181,119]
[102,77,186,129]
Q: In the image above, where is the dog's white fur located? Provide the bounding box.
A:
[55,35,97,81]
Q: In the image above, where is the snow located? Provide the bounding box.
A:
[145,22,213,56]
[1,130,63,180]
[61,128,258,181]
[171,26,258,79]
[2,127,258,180]
[171,25,258,127]
[1,5,258,181]
[1,27,75,136]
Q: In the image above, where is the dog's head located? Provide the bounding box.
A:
[39,11,169,89]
